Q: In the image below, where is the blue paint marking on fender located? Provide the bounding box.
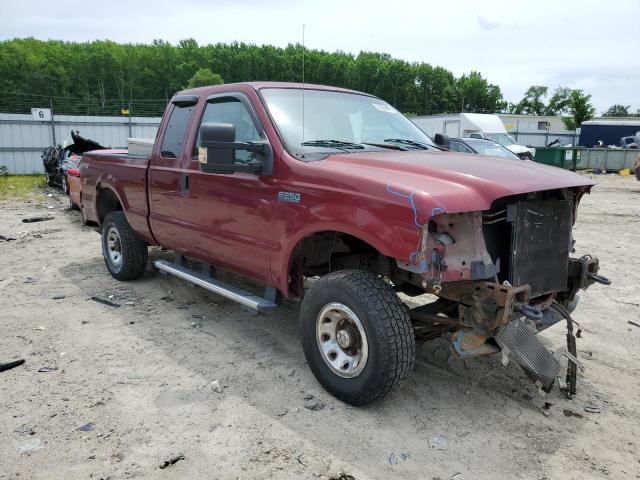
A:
[386,185,423,269]
[386,185,422,229]
[408,252,427,273]
[386,185,445,273]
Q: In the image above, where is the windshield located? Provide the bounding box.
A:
[260,88,435,157]
[484,132,517,147]
[464,139,520,160]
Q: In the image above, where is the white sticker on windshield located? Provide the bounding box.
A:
[372,102,398,113]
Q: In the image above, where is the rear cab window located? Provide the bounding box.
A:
[160,104,195,158]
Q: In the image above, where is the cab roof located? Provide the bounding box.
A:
[178,81,373,98]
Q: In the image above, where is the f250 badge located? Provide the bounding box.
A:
[278,191,301,203]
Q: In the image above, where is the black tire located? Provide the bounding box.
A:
[300,270,415,406]
[101,211,148,280]
[68,194,79,210]
[62,174,69,195]
[46,173,55,187]
[80,205,88,224]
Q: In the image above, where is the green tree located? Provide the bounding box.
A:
[0,38,510,117]
[456,72,506,113]
[544,87,572,115]
[512,85,548,115]
[562,90,596,130]
[185,68,224,88]
[603,104,631,117]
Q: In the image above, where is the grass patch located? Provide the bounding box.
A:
[0,174,48,201]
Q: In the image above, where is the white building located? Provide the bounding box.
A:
[497,114,577,147]
[411,112,578,147]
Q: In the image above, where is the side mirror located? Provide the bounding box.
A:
[199,122,273,175]
[199,123,236,173]
[434,133,450,149]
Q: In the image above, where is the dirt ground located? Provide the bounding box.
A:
[1,174,639,480]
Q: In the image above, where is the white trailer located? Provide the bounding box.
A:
[411,113,535,159]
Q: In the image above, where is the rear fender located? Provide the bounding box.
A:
[94,174,155,244]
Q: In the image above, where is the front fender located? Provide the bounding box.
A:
[272,200,424,296]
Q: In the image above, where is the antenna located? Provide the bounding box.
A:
[302,23,306,144]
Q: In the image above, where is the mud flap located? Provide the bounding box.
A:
[495,318,560,392]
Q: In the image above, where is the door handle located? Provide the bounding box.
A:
[180,173,189,196]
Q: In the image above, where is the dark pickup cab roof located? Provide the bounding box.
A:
[178,81,373,98]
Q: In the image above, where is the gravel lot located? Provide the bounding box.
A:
[1,174,639,479]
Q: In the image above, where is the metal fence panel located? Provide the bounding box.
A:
[0,113,161,174]
[509,132,578,148]
[578,149,639,171]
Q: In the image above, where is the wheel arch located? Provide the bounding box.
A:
[95,184,123,225]
[282,226,400,299]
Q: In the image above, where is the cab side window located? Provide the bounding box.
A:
[160,104,194,158]
[195,98,260,163]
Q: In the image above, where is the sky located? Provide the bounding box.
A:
[1,0,639,113]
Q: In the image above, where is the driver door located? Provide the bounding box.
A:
[179,94,277,284]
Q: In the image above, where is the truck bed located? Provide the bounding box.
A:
[80,149,155,244]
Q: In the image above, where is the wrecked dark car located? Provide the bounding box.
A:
[80,82,609,405]
[42,131,105,193]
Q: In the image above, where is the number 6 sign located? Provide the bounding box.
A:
[31,108,52,121]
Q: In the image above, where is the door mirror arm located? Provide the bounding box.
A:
[204,141,267,153]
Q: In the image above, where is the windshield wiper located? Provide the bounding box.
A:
[301,140,365,150]
[383,138,433,150]
[361,142,407,151]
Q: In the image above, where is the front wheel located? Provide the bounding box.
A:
[300,270,415,406]
[101,211,148,280]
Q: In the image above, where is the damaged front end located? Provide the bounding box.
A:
[400,187,610,395]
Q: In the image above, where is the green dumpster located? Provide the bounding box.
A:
[533,147,578,170]
[534,147,566,168]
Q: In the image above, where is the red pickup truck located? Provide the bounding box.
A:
[80,82,608,405]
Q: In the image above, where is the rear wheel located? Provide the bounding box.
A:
[62,174,69,194]
[101,211,148,280]
[300,270,415,405]
[68,194,79,210]
[80,205,88,224]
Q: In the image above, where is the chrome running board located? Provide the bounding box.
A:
[154,259,278,313]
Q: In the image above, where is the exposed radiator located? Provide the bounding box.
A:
[507,200,572,297]
[495,318,560,391]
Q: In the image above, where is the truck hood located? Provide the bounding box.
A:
[319,150,594,215]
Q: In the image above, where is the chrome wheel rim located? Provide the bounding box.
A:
[106,227,122,266]
[316,302,368,378]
